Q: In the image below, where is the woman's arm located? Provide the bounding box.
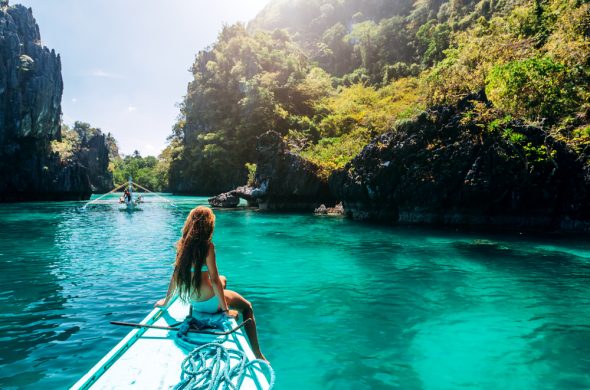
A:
[154,269,176,308]
[205,243,229,312]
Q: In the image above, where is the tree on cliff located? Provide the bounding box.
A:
[168,24,332,193]
[168,0,589,201]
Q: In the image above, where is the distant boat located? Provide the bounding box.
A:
[118,177,142,211]
[82,176,175,211]
[119,176,141,211]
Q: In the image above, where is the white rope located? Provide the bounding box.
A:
[132,182,177,207]
[82,181,176,209]
[175,343,275,390]
[82,182,128,209]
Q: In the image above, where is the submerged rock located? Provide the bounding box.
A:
[330,94,590,230]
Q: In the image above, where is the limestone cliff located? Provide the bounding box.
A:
[329,94,590,231]
[0,3,111,200]
[209,131,333,210]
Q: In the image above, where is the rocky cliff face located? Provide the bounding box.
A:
[0,4,62,141]
[209,131,333,210]
[0,4,111,200]
[249,131,333,210]
[329,95,590,231]
[75,130,113,193]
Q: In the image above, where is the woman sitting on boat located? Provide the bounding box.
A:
[155,206,266,360]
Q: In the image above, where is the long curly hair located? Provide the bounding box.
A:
[174,206,216,301]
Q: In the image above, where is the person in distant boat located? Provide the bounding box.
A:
[123,189,131,203]
[155,206,266,360]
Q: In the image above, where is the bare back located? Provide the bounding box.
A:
[190,242,216,302]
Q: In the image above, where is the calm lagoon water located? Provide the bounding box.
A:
[0,196,589,389]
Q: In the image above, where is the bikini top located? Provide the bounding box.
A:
[190,265,208,272]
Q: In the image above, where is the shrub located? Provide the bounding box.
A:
[486,56,578,122]
[245,163,257,185]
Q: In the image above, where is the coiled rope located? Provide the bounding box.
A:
[172,315,274,389]
[174,343,275,390]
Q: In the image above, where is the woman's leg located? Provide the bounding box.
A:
[220,275,227,289]
[224,289,266,361]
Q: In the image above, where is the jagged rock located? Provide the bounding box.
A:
[314,202,344,215]
[76,131,112,193]
[0,4,61,141]
[208,192,240,208]
[231,185,261,206]
[208,185,260,208]
[0,4,111,200]
[209,131,334,210]
[232,185,258,202]
[330,202,344,215]
[208,185,262,208]
[330,94,590,230]
[314,204,327,214]
[252,131,333,210]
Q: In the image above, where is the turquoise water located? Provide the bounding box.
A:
[1,196,589,389]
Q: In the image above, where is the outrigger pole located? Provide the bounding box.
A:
[81,176,175,209]
[110,318,251,336]
[82,181,128,209]
[128,176,133,202]
[132,182,177,207]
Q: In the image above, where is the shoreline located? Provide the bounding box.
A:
[3,192,589,234]
[209,203,590,235]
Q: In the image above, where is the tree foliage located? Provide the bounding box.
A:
[167,0,590,193]
[111,150,169,192]
[486,56,579,121]
[169,24,332,193]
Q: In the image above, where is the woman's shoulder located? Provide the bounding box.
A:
[206,241,216,259]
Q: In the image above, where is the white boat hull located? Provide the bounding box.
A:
[71,296,270,389]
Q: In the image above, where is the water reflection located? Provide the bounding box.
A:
[0,204,69,386]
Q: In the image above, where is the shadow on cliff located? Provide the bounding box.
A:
[329,92,590,231]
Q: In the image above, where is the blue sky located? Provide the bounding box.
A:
[15,0,270,156]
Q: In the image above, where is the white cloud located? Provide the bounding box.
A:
[145,144,155,151]
[71,97,78,103]
[88,69,123,79]
[127,106,137,112]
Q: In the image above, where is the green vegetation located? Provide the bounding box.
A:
[51,121,166,192]
[168,24,333,192]
[293,77,423,175]
[52,121,116,163]
[111,150,170,192]
[486,57,578,121]
[52,121,170,192]
[245,163,257,186]
[167,0,590,193]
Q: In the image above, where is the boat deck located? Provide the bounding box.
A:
[72,297,270,389]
